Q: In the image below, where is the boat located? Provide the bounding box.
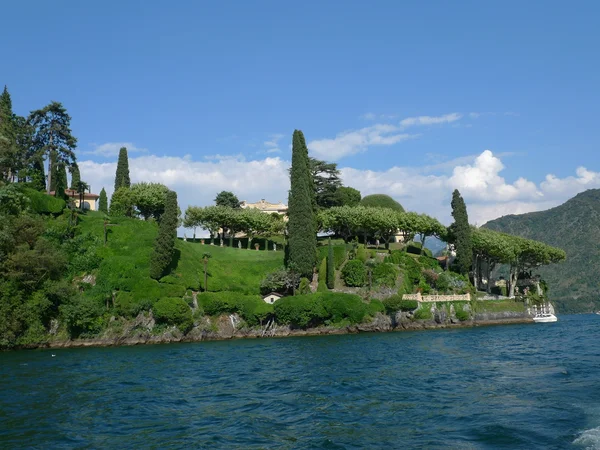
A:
[532,303,558,323]
[533,312,558,323]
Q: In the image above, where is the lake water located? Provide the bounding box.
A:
[1,315,600,449]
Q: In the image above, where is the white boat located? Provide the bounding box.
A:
[533,313,558,323]
[532,303,558,323]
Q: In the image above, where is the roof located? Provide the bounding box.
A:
[263,292,283,298]
[241,199,288,212]
[50,189,100,200]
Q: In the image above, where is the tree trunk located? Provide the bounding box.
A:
[486,260,493,294]
[46,151,53,195]
[472,254,479,291]
[508,265,517,297]
[420,235,427,255]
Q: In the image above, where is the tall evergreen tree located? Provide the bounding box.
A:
[286,130,317,278]
[98,188,108,214]
[450,189,473,276]
[29,155,46,191]
[69,163,81,190]
[114,147,131,190]
[150,190,178,279]
[53,162,68,199]
[0,86,16,181]
[326,238,335,289]
[28,102,77,195]
[50,154,68,193]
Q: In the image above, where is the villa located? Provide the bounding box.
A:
[240,199,288,216]
[50,188,100,211]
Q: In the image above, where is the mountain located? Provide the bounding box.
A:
[484,189,600,314]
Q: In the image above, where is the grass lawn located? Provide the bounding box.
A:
[475,300,526,313]
[170,240,284,294]
[78,213,284,302]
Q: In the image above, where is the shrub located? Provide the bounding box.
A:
[406,241,422,255]
[422,269,439,288]
[455,309,470,321]
[356,245,367,263]
[367,299,385,316]
[273,292,371,328]
[198,292,273,327]
[153,297,193,332]
[260,268,291,295]
[372,263,398,288]
[60,295,106,337]
[317,257,328,292]
[417,255,439,270]
[382,295,418,313]
[413,308,433,320]
[273,294,327,328]
[22,188,65,214]
[342,260,367,287]
[321,292,368,324]
[115,292,152,318]
[320,245,347,269]
[327,241,335,289]
[298,277,311,295]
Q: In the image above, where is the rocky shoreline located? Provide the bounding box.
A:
[37,310,534,350]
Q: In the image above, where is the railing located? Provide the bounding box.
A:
[402,293,471,302]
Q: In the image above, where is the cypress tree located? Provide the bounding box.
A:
[53,162,68,199]
[450,189,472,276]
[114,147,131,190]
[150,190,178,279]
[98,188,108,214]
[286,130,317,278]
[30,155,46,191]
[70,163,81,190]
[0,86,16,180]
[326,238,335,289]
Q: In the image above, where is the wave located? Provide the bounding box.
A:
[574,426,600,449]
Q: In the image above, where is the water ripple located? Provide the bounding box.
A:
[1,315,600,448]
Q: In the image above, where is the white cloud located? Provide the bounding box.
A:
[263,134,284,154]
[308,124,417,160]
[361,112,376,120]
[400,112,462,128]
[78,147,600,235]
[82,142,147,157]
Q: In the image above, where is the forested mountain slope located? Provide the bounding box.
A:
[484,189,600,313]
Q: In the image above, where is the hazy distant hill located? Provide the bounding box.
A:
[484,189,600,314]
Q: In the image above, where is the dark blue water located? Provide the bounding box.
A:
[1,315,600,449]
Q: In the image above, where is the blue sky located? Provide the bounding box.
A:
[2,0,600,225]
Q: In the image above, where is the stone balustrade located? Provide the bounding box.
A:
[402,293,471,302]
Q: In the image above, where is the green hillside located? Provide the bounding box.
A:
[484,189,600,313]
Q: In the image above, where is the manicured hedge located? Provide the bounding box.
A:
[273,292,377,328]
[342,260,367,287]
[22,188,66,214]
[153,297,193,331]
[372,263,398,288]
[382,295,418,313]
[198,292,273,326]
[318,245,347,269]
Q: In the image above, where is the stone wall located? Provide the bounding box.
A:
[402,293,471,302]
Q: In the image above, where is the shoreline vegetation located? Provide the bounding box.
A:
[0,96,567,350]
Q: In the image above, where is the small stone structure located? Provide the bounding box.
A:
[262,292,283,304]
[402,293,471,302]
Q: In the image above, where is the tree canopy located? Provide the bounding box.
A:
[28,102,77,194]
[214,191,241,209]
[359,194,404,212]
